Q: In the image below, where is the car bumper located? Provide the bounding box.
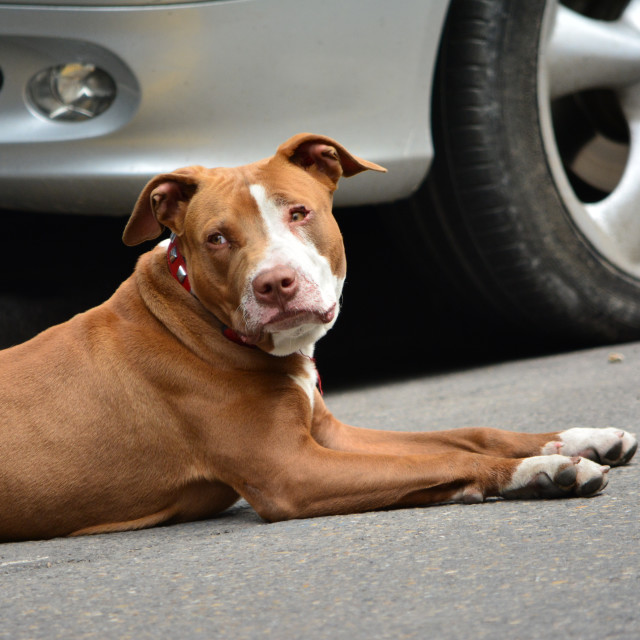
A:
[0,0,448,214]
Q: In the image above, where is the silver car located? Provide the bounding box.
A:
[2,0,640,346]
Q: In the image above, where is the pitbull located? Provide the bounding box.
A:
[0,133,635,540]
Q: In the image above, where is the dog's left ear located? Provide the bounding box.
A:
[277,133,387,190]
[123,166,205,246]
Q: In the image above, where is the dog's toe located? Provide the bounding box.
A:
[621,439,638,465]
[554,463,578,488]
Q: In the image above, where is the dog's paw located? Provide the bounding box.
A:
[502,455,609,500]
[542,427,637,467]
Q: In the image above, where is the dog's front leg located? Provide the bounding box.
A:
[311,393,637,466]
[310,391,554,457]
[229,434,610,522]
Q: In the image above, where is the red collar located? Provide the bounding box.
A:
[167,233,191,293]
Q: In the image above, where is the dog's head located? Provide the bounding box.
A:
[123,133,386,355]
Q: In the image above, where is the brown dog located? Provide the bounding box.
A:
[0,133,636,541]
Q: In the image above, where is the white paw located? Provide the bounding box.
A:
[502,455,609,500]
[541,427,637,467]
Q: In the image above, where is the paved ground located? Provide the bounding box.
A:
[1,341,639,639]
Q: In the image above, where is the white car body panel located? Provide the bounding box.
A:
[0,0,450,214]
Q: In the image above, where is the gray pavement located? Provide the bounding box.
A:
[2,342,639,639]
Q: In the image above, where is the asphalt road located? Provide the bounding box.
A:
[1,341,639,639]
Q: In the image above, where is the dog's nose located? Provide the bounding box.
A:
[252,266,298,307]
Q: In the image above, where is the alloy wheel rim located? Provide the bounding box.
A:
[538,0,640,279]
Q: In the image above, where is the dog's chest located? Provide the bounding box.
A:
[288,355,319,407]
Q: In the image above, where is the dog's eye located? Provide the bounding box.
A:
[208,233,228,246]
[290,207,309,223]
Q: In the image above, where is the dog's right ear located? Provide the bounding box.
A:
[122,167,204,246]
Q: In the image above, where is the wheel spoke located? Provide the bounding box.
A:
[586,116,640,265]
[621,0,640,31]
[545,5,640,99]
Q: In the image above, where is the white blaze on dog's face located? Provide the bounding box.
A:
[242,183,344,356]
[177,163,348,357]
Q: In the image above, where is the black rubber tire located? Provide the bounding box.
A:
[407,0,640,345]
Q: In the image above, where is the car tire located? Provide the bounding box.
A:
[406,0,640,345]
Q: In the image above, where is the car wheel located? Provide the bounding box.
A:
[408,0,640,344]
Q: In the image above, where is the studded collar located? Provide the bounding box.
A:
[167,233,191,293]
